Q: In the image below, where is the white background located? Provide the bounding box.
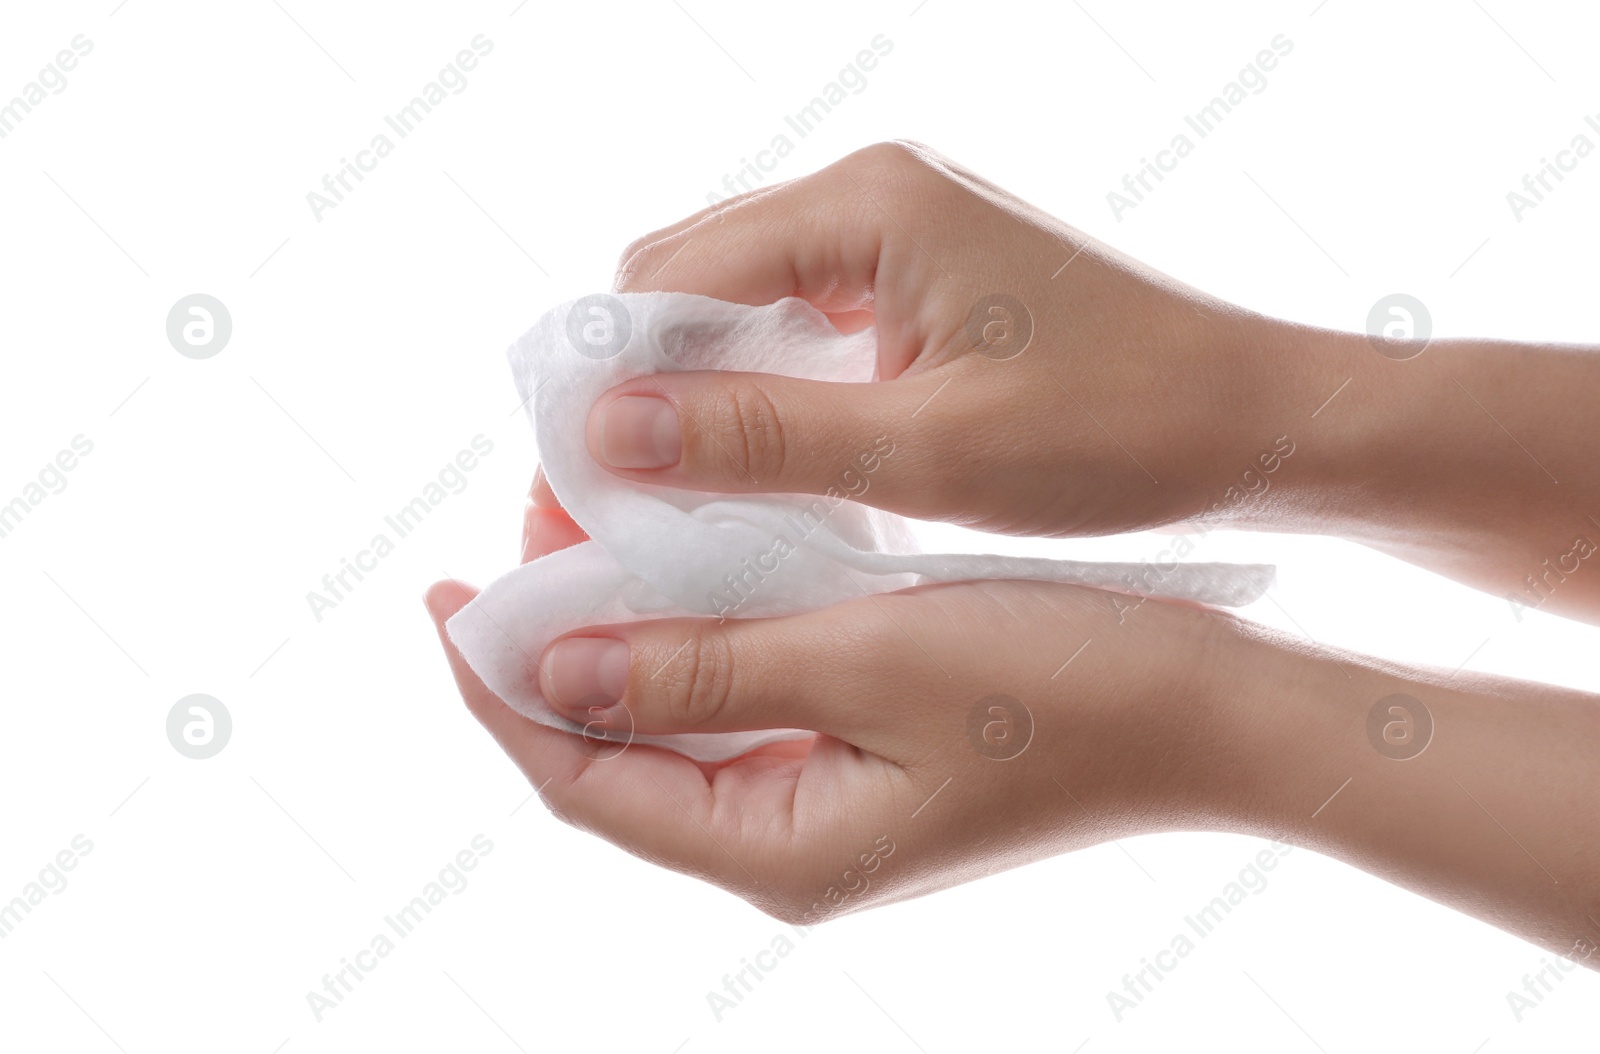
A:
[2,0,1597,1050]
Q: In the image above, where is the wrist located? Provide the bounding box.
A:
[1216,319,1587,565]
[1107,603,1336,837]
[1189,311,1396,535]
[1171,611,1371,839]
[1148,304,1380,536]
[1216,622,1600,960]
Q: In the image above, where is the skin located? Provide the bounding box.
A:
[427,142,1600,965]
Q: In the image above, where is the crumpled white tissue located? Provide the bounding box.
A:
[446,292,1274,762]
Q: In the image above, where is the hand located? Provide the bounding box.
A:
[593,140,1600,622]
[427,472,1266,922]
[431,474,1600,961]
[427,141,1600,952]
[590,140,1317,539]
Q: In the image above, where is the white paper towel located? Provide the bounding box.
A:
[446,292,1274,761]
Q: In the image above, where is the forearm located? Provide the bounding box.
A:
[1217,619,1600,965]
[1231,317,1600,623]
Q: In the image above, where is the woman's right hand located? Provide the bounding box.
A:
[591,140,1333,540]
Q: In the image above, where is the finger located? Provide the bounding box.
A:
[424,579,758,884]
[522,464,589,563]
[534,604,899,745]
[584,368,962,515]
[612,162,884,307]
[529,463,558,508]
[612,143,960,380]
[612,172,869,309]
[427,579,557,762]
[611,183,782,290]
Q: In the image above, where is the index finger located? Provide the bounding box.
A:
[613,143,963,378]
[522,464,589,564]
[426,579,813,907]
[428,584,726,854]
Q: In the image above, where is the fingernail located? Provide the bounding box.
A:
[539,637,629,712]
[599,395,681,469]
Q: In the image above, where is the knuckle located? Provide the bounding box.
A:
[830,141,956,239]
[655,626,738,729]
[705,380,789,483]
[749,891,811,928]
[613,237,659,290]
[844,140,938,189]
[542,792,585,833]
[546,801,575,828]
[741,868,817,926]
[855,139,928,171]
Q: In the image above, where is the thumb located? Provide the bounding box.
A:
[584,369,948,507]
[535,600,906,747]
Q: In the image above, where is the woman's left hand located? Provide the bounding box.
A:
[424,469,1266,924]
